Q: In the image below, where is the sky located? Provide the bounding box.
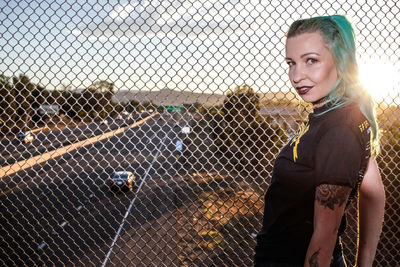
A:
[0,0,399,104]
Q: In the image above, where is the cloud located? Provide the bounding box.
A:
[108,1,150,20]
[72,0,255,40]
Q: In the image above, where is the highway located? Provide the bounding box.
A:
[0,112,193,266]
[0,114,145,167]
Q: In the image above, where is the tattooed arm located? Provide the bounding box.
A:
[304,184,352,267]
[356,157,385,267]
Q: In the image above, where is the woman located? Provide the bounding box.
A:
[254,15,385,267]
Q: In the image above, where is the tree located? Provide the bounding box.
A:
[125,99,140,113]
[12,74,36,126]
[30,83,46,124]
[88,80,114,94]
[56,80,116,120]
[87,80,115,119]
[0,74,17,134]
[377,105,400,176]
[215,84,287,177]
[140,101,156,112]
[0,74,49,132]
[60,90,80,120]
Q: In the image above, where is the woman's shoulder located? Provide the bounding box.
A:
[321,102,365,126]
[313,102,369,138]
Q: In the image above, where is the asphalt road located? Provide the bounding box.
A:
[0,114,147,166]
[0,112,194,266]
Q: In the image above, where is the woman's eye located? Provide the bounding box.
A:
[286,61,294,67]
[306,58,317,64]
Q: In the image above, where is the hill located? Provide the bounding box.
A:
[112,88,301,107]
[112,88,225,107]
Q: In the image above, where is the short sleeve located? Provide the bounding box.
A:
[314,125,364,188]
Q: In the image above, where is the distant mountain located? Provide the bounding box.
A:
[112,88,300,107]
[112,88,225,107]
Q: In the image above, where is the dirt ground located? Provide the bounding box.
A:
[172,172,264,267]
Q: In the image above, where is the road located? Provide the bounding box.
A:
[0,112,193,266]
[0,114,146,167]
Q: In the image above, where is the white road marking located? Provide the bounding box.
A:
[77,205,82,211]
[144,133,155,144]
[60,221,67,228]
[101,135,167,267]
[38,243,46,249]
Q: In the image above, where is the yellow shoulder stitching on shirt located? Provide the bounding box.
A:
[290,118,310,162]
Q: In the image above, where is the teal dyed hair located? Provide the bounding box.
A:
[286,15,380,155]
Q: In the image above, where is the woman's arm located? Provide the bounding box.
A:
[305,184,352,267]
[356,157,385,267]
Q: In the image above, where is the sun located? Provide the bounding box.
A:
[358,57,400,104]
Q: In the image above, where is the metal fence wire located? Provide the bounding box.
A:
[1,0,399,266]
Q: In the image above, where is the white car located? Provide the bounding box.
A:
[108,171,136,191]
[17,131,34,143]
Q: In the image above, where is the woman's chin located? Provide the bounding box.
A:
[297,95,314,104]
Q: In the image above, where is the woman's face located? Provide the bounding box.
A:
[285,31,338,106]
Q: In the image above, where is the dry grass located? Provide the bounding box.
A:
[174,172,264,266]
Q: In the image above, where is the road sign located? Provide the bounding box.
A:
[164,105,182,113]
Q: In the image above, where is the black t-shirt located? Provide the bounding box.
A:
[254,102,371,264]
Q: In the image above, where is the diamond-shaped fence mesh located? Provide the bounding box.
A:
[0,0,399,266]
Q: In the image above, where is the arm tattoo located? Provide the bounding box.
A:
[309,248,320,267]
[316,184,351,210]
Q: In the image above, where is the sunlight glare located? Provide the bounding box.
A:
[358,58,400,104]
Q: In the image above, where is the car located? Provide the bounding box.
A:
[17,131,34,143]
[108,171,136,191]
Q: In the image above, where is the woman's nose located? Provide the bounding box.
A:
[291,65,305,84]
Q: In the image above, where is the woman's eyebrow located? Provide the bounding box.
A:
[285,52,320,60]
[300,52,320,58]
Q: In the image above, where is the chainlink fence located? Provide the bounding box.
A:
[1,0,399,266]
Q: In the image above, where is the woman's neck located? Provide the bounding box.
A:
[312,96,328,108]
